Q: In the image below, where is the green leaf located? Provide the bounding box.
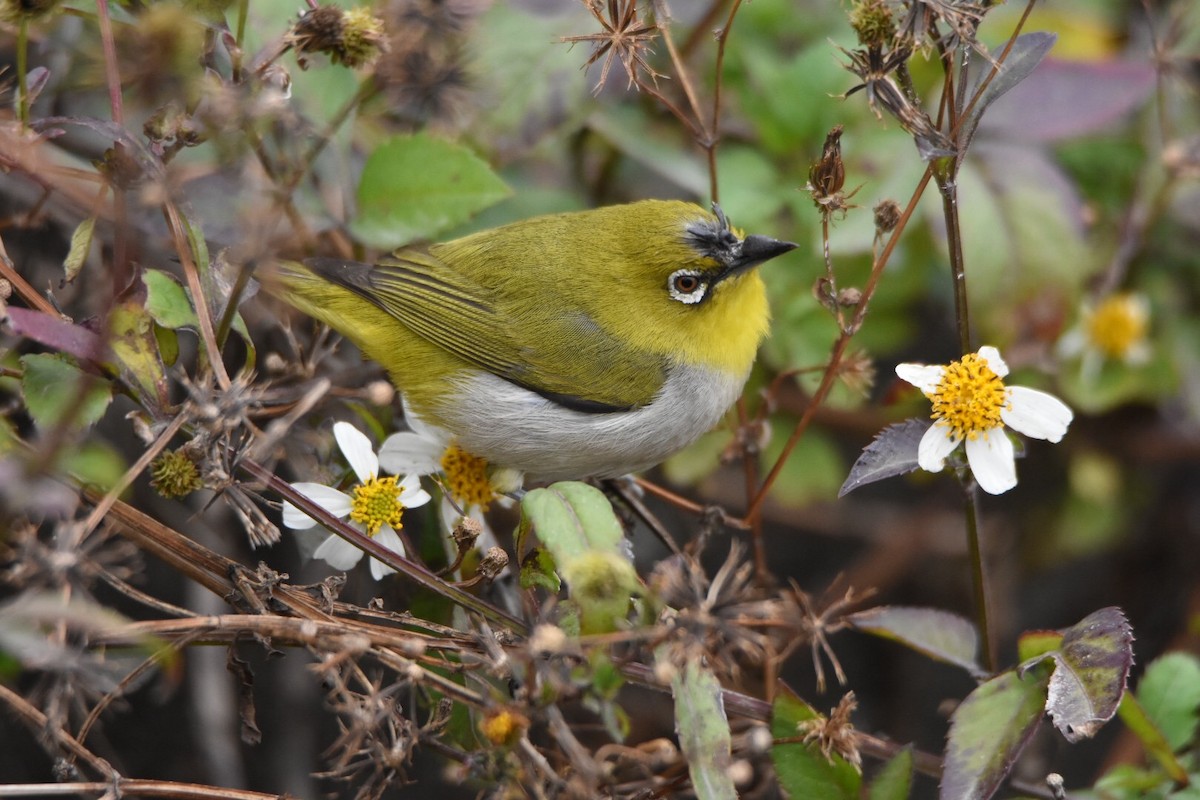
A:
[519,547,560,593]
[1137,653,1200,752]
[519,482,639,633]
[20,354,112,431]
[771,685,862,800]
[848,606,983,679]
[868,747,914,800]
[144,269,200,329]
[352,133,511,249]
[63,216,96,283]
[668,653,737,800]
[64,439,127,493]
[1017,629,1063,663]
[1116,693,1190,785]
[1042,607,1133,743]
[941,664,1051,800]
[521,482,626,563]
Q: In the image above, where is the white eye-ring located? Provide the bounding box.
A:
[668,269,708,305]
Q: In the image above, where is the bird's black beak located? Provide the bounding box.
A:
[727,234,797,276]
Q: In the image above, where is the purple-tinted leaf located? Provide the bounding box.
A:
[31,117,163,180]
[978,59,1156,143]
[1044,607,1134,743]
[941,663,1051,800]
[959,32,1057,154]
[6,307,104,362]
[25,67,50,107]
[839,418,929,497]
[849,606,984,679]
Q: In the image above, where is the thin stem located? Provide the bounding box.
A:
[162,199,232,389]
[239,458,528,634]
[937,168,972,354]
[17,18,30,127]
[93,0,123,125]
[745,167,935,523]
[963,482,994,672]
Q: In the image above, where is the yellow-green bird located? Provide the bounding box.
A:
[270,199,796,482]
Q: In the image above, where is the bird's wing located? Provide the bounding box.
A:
[305,252,667,411]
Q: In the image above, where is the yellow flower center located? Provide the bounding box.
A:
[1086,294,1147,359]
[929,353,1009,441]
[349,475,405,536]
[440,444,494,510]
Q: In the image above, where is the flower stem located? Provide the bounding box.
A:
[936,165,971,355]
[17,18,30,127]
[963,482,994,672]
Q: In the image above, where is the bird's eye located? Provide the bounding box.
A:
[668,269,708,305]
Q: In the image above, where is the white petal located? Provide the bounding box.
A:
[1001,386,1073,442]
[965,430,1017,495]
[977,346,1009,378]
[313,534,365,570]
[282,483,351,529]
[397,474,432,508]
[917,423,959,473]
[379,432,443,476]
[896,363,945,394]
[440,493,464,530]
[368,526,404,579]
[470,508,500,552]
[334,422,379,482]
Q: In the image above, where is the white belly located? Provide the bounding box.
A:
[432,364,747,482]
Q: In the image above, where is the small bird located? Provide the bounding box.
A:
[270,199,796,482]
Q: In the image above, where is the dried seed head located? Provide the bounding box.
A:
[1,0,61,23]
[290,5,386,69]
[797,692,862,771]
[873,198,902,234]
[450,515,483,549]
[476,546,509,581]
[849,0,894,48]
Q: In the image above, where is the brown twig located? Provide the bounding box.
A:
[744,167,935,524]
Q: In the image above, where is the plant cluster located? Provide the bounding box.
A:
[1,0,1199,799]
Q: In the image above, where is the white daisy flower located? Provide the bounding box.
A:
[896,346,1074,495]
[1058,292,1151,378]
[282,422,431,580]
[378,413,520,561]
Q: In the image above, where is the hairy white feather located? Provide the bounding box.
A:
[428,364,746,482]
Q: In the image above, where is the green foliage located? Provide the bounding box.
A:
[1138,653,1200,752]
[668,654,737,800]
[352,133,512,248]
[771,686,862,800]
[20,353,112,431]
[518,482,640,633]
